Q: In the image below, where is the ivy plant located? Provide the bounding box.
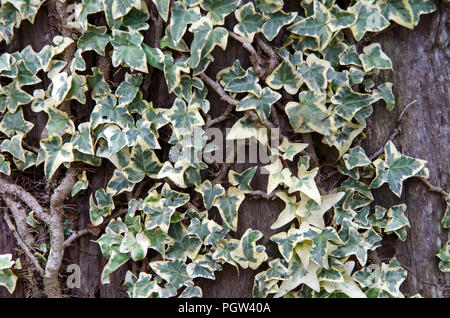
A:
[0,0,446,299]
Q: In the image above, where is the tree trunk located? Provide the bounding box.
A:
[0,0,448,298]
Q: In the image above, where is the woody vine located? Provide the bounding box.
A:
[0,0,448,298]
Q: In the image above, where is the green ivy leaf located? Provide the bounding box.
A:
[111,30,148,73]
[288,1,332,51]
[234,2,267,42]
[200,0,240,26]
[40,135,74,179]
[236,87,281,121]
[0,108,33,138]
[348,0,390,41]
[213,187,245,231]
[262,10,297,41]
[369,141,426,197]
[169,2,201,45]
[123,137,162,183]
[78,24,111,56]
[195,180,225,210]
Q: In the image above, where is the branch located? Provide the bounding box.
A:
[44,169,78,298]
[229,32,265,80]
[3,196,35,247]
[0,177,50,225]
[415,176,449,197]
[256,35,279,77]
[63,228,89,248]
[369,100,417,161]
[250,190,276,200]
[199,73,238,106]
[3,211,44,276]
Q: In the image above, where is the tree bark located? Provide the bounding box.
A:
[0,1,448,298]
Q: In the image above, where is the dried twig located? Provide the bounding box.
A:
[256,35,279,77]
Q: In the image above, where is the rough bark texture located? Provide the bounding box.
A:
[0,1,448,298]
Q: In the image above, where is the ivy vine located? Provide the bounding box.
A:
[0,0,448,298]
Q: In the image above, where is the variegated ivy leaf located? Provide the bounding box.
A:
[200,0,240,26]
[332,220,382,266]
[0,155,11,176]
[101,245,131,284]
[40,135,74,179]
[324,122,365,159]
[0,81,33,113]
[226,113,268,145]
[369,141,426,197]
[8,0,44,23]
[224,67,262,96]
[20,45,42,74]
[256,0,284,13]
[436,242,449,273]
[78,24,111,56]
[0,108,33,138]
[0,254,17,294]
[213,187,245,231]
[119,231,150,261]
[409,0,436,26]
[152,0,170,21]
[142,43,164,71]
[123,137,162,183]
[125,118,160,149]
[376,0,415,29]
[252,258,288,297]
[111,30,148,73]
[174,75,204,102]
[200,26,228,59]
[162,55,190,94]
[76,0,104,31]
[374,82,395,111]
[288,1,332,51]
[107,169,135,196]
[187,17,213,69]
[300,225,343,268]
[116,73,143,106]
[164,98,204,135]
[169,1,201,45]
[188,217,223,245]
[265,59,303,95]
[166,222,202,261]
[150,259,192,290]
[297,54,330,92]
[263,158,293,194]
[328,5,358,33]
[271,226,303,262]
[276,254,321,297]
[195,180,225,210]
[332,86,379,122]
[112,0,141,19]
[187,254,222,280]
[359,43,393,73]
[71,122,94,156]
[228,166,258,193]
[90,189,115,227]
[212,238,240,268]
[289,166,321,204]
[46,106,75,136]
[286,91,335,136]
[348,0,391,41]
[297,192,345,230]
[385,204,410,233]
[278,138,308,162]
[342,146,372,170]
[50,72,72,106]
[271,192,300,230]
[233,2,267,42]
[230,228,268,270]
[90,96,134,129]
[217,59,246,86]
[71,170,89,197]
[66,73,88,104]
[157,161,190,188]
[1,134,26,163]
[262,10,297,41]
[236,87,281,121]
